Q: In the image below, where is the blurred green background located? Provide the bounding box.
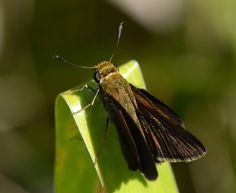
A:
[0,0,236,193]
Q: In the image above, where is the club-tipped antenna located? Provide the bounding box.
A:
[52,55,96,69]
[109,21,124,62]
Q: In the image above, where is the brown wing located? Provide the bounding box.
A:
[102,93,158,180]
[130,84,206,162]
[132,85,185,128]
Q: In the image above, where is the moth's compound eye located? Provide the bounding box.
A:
[93,71,101,83]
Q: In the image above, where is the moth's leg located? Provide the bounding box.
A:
[67,86,99,141]
[94,117,110,165]
[73,88,100,114]
[86,85,97,93]
[68,88,99,140]
[79,84,88,91]
[71,84,97,94]
[79,84,97,93]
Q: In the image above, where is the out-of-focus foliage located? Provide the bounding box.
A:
[0,0,235,193]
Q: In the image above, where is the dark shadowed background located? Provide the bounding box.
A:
[0,0,236,193]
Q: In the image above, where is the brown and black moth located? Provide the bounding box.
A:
[91,61,206,180]
[54,22,206,180]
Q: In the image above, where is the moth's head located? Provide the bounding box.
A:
[93,61,118,83]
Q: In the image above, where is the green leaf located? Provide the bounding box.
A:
[55,60,179,193]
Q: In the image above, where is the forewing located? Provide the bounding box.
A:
[103,96,140,171]
[131,84,206,162]
[102,93,158,180]
[130,84,185,128]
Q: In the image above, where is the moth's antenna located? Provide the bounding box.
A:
[52,55,96,69]
[109,21,124,62]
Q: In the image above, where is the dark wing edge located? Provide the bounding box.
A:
[132,85,185,128]
[130,84,207,163]
[103,95,158,180]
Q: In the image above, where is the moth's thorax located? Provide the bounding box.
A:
[95,61,118,81]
